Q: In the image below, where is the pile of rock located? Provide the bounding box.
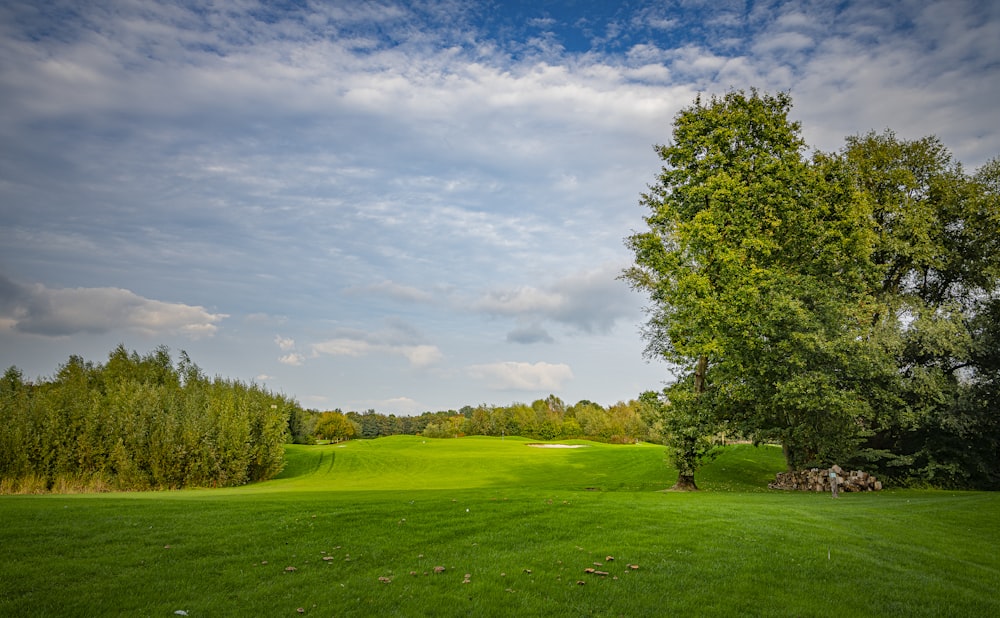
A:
[768,464,882,492]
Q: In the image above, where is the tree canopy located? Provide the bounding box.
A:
[0,345,293,492]
[626,90,1000,488]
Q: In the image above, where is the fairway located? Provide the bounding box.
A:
[2,437,998,617]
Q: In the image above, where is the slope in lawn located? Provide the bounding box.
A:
[264,435,785,493]
[1,437,997,617]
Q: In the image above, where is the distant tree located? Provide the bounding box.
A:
[287,407,318,444]
[314,410,356,442]
[421,415,464,439]
[464,406,494,436]
[559,416,582,439]
[572,401,610,441]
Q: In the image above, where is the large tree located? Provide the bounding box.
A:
[843,132,1000,486]
[624,90,881,477]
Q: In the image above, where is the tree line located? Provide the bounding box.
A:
[309,395,658,444]
[0,345,667,493]
[625,90,1000,490]
[1,345,293,493]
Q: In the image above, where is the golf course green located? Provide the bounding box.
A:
[2,436,997,616]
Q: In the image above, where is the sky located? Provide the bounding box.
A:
[1,0,998,415]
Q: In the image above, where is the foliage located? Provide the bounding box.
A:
[624,90,879,476]
[625,91,1000,487]
[313,410,357,442]
[640,389,722,490]
[287,406,318,445]
[416,396,649,444]
[0,345,293,492]
[325,396,652,444]
[841,133,1000,487]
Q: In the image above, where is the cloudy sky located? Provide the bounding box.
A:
[1,0,998,414]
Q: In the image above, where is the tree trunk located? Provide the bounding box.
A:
[782,441,797,472]
[668,354,709,492]
[670,472,699,491]
[694,355,708,394]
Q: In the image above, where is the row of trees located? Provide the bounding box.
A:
[0,343,671,493]
[308,395,658,444]
[0,346,295,492]
[625,90,1000,489]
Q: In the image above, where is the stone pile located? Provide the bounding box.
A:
[768,464,882,492]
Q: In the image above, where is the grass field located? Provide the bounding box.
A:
[2,436,998,616]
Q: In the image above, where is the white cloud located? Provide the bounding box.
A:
[752,32,814,54]
[312,338,374,357]
[528,17,557,28]
[376,396,424,414]
[0,274,225,338]
[467,361,574,391]
[310,320,443,368]
[475,287,564,316]
[274,335,296,351]
[631,5,678,32]
[278,352,306,366]
[473,263,638,334]
[774,11,815,30]
[399,344,444,368]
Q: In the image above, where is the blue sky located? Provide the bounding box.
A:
[1,0,998,414]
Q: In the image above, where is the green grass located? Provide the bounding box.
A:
[2,436,998,616]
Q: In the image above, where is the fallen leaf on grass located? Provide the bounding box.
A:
[605,556,614,562]
[296,608,305,614]
[378,576,392,584]
[285,566,297,572]
[627,564,639,570]
[433,566,446,573]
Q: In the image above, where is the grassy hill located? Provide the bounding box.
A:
[1,437,997,616]
[266,435,786,492]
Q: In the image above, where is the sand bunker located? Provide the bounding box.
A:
[526,443,586,448]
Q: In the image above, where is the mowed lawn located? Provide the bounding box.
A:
[1,436,997,617]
